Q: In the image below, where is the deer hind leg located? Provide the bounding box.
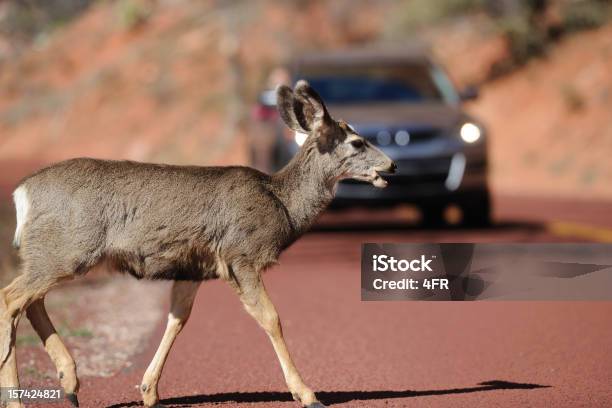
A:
[25,298,79,407]
[0,335,21,408]
[140,280,201,408]
[233,274,325,408]
[0,292,20,408]
[0,274,57,408]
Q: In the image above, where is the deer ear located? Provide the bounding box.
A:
[276,85,307,133]
[293,80,332,129]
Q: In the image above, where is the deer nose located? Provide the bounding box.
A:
[388,162,397,174]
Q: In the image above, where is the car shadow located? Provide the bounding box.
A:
[107,380,549,407]
[311,220,545,233]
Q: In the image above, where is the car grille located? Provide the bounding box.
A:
[361,127,441,146]
[394,157,451,174]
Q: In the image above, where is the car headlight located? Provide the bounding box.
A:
[460,122,481,143]
[294,131,308,146]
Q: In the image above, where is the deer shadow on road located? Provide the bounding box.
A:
[107,380,549,407]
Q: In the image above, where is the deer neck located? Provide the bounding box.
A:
[272,143,338,235]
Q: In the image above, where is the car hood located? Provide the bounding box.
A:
[327,103,465,130]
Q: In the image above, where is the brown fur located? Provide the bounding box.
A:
[0,81,394,408]
[18,160,289,283]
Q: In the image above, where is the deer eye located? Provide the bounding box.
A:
[350,139,365,149]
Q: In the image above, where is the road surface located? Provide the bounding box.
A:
[33,196,612,407]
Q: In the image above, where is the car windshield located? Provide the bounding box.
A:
[299,63,458,105]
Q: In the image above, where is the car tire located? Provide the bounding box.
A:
[461,190,492,227]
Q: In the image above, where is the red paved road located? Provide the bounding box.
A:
[38,197,612,407]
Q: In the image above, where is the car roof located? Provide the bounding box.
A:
[292,44,433,70]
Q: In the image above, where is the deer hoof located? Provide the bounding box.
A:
[66,393,79,407]
[306,403,326,408]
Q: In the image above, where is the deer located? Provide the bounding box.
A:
[0,80,395,408]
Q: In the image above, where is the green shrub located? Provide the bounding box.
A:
[560,83,586,112]
[0,0,94,41]
[115,0,151,30]
[387,0,485,34]
[497,14,548,65]
[562,0,611,32]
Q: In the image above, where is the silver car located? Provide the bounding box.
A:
[259,47,490,226]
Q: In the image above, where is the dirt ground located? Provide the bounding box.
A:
[467,24,612,200]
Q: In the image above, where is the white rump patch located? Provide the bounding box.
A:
[13,185,30,248]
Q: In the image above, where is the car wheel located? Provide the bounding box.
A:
[461,190,492,227]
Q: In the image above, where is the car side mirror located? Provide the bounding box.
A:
[459,85,479,101]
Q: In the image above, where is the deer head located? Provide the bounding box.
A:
[276,80,396,188]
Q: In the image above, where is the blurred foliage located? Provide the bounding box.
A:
[388,0,612,76]
[562,0,612,32]
[497,14,548,65]
[495,0,611,72]
[387,0,485,34]
[115,0,152,30]
[559,82,586,112]
[0,0,95,41]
